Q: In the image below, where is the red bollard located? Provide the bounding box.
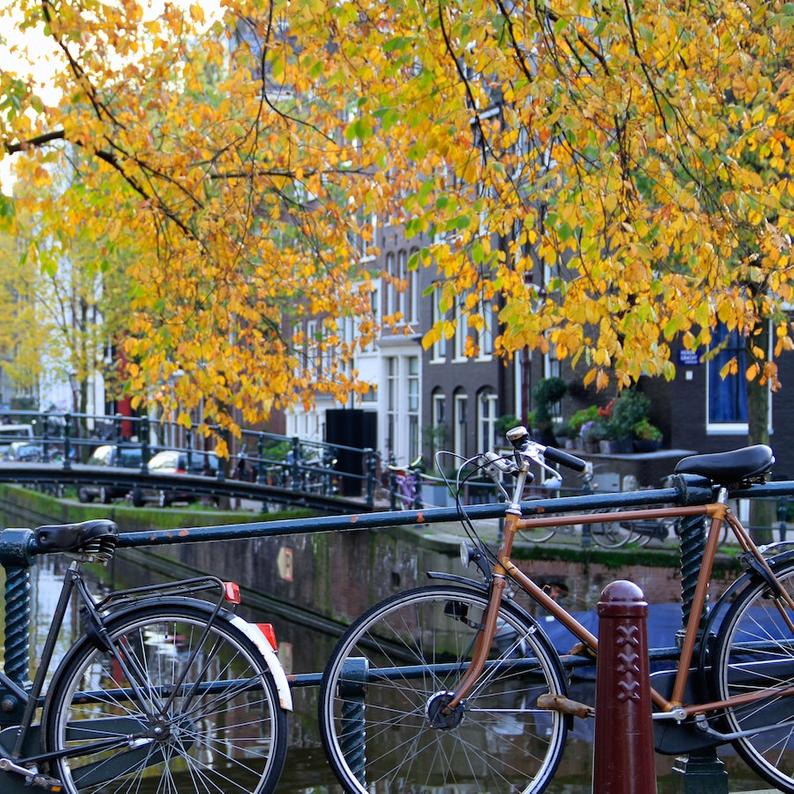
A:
[593,580,657,793]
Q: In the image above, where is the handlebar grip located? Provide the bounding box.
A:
[543,446,587,472]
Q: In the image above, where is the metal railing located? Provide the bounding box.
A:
[0,471,790,791]
[0,409,380,509]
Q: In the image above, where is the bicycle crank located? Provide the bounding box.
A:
[0,758,65,791]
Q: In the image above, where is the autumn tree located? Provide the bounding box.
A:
[1,0,791,479]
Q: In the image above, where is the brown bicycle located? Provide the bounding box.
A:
[319,426,794,792]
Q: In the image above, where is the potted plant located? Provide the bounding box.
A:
[633,419,663,452]
[495,414,522,441]
[531,377,567,445]
[606,390,650,453]
[582,419,608,453]
[568,406,599,437]
[554,421,576,449]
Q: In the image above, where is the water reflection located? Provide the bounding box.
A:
[0,551,772,792]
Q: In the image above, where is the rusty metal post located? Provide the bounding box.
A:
[593,580,656,794]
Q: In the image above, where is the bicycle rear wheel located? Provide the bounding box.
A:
[319,584,568,793]
[44,600,287,793]
[711,560,794,791]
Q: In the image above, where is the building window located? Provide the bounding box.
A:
[707,324,748,430]
[454,390,468,459]
[431,389,446,458]
[431,288,447,362]
[407,356,420,460]
[386,357,398,454]
[477,388,498,452]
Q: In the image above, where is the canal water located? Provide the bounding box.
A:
[0,542,772,792]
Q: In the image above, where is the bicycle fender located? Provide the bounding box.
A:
[100,596,293,712]
[229,615,293,712]
[426,571,489,592]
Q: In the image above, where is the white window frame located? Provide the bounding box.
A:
[476,299,494,361]
[453,298,467,361]
[454,391,468,458]
[431,288,447,363]
[477,389,498,452]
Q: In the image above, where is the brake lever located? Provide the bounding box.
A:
[479,452,514,501]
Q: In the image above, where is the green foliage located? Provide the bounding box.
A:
[607,391,651,441]
[568,406,600,434]
[494,414,521,436]
[532,377,567,431]
[633,419,663,441]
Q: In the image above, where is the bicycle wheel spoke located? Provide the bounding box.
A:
[48,607,284,793]
[321,585,566,793]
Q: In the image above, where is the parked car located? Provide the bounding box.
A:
[130,450,220,507]
[0,424,35,460]
[78,443,143,504]
[5,441,45,462]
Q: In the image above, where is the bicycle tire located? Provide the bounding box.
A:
[44,600,287,793]
[590,508,636,548]
[319,584,568,793]
[711,560,794,792]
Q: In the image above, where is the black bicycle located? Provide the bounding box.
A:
[0,519,290,792]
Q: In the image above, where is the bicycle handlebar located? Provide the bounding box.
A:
[543,445,587,473]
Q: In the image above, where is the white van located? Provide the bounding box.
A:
[0,424,35,459]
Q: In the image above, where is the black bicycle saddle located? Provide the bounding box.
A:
[35,519,119,554]
[674,445,774,485]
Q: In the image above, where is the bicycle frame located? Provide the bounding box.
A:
[445,490,794,720]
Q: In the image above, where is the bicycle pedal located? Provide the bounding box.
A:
[30,775,65,791]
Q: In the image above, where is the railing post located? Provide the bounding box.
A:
[593,580,655,794]
[62,413,72,471]
[0,529,34,725]
[389,454,397,511]
[291,437,300,490]
[41,412,49,463]
[186,427,193,472]
[672,505,728,792]
[339,657,368,786]
[364,449,376,509]
[217,428,229,482]
[140,416,150,474]
[414,470,423,509]
[257,435,267,485]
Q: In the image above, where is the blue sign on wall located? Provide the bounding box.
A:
[678,349,700,366]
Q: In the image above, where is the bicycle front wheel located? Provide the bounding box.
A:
[44,601,287,793]
[319,585,568,793]
[590,509,636,548]
[711,560,794,791]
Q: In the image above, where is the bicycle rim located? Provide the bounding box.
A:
[713,562,794,791]
[46,607,286,793]
[319,585,567,793]
[590,510,635,549]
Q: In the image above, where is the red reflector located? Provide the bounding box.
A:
[258,623,278,650]
[223,582,241,604]
[176,467,187,474]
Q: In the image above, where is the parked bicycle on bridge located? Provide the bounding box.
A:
[0,519,289,793]
[320,428,794,793]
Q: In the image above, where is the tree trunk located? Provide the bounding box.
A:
[747,323,775,543]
